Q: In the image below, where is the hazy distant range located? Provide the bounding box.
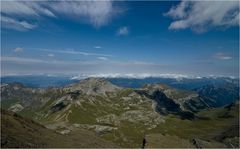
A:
[1,74,238,89]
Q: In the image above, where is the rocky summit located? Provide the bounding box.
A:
[1,78,239,148]
[65,77,121,95]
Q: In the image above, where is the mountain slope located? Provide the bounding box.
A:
[195,83,239,107]
[135,84,216,119]
[1,109,117,148]
[145,101,239,148]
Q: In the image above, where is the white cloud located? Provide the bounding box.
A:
[41,49,112,57]
[14,47,24,53]
[165,1,189,19]
[72,73,191,79]
[1,16,37,31]
[47,53,55,57]
[117,26,129,36]
[50,1,116,28]
[97,57,108,61]
[214,52,233,60]
[1,1,38,17]
[1,1,123,31]
[1,1,56,17]
[165,1,239,32]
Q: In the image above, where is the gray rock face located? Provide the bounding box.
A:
[95,111,164,130]
[50,95,72,113]
[120,110,164,127]
[1,82,64,111]
[8,103,24,112]
[95,125,118,135]
[96,114,120,125]
[65,123,118,135]
[195,84,239,107]
[66,77,121,95]
[136,83,217,119]
[59,129,71,135]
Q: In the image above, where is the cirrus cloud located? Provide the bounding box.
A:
[1,1,124,31]
[1,16,37,31]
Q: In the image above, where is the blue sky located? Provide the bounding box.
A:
[1,1,239,77]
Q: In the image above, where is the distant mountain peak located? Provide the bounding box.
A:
[82,77,111,83]
[66,77,121,95]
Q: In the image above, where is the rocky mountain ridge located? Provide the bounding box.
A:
[1,78,214,120]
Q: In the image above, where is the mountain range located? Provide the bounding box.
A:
[1,77,239,148]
